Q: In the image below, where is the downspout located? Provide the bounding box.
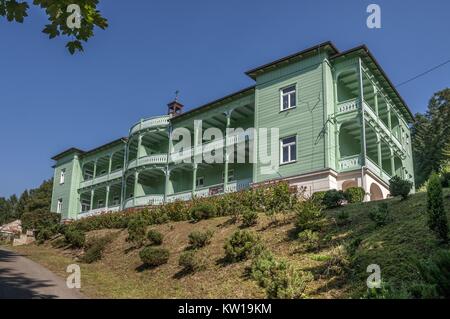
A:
[358,58,368,199]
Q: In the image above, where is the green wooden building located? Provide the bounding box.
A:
[51,42,415,220]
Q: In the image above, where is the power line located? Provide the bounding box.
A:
[396,58,450,88]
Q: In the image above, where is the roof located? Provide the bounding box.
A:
[245,41,339,80]
[170,86,255,122]
[330,45,414,122]
[52,137,127,162]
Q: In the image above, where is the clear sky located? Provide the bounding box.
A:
[0,0,449,197]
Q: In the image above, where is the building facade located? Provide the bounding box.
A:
[51,42,415,220]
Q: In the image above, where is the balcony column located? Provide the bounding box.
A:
[390,148,395,177]
[93,159,97,179]
[387,103,392,131]
[108,154,113,176]
[224,109,233,192]
[377,133,382,176]
[164,168,171,203]
[89,189,94,212]
[374,86,379,116]
[357,58,367,167]
[133,171,139,207]
[137,134,143,165]
[105,185,110,211]
[192,163,198,196]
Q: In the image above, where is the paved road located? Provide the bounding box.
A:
[0,247,85,299]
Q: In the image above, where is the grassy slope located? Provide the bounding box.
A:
[7,188,450,299]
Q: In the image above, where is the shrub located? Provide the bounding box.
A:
[369,202,391,227]
[139,247,170,267]
[295,199,323,232]
[322,189,346,209]
[311,191,327,205]
[158,201,190,221]
[322,245,350,277]
[178,250,206,272]
[188,230,213,249]
[21,211,60,241]
[81,234,115,263]
[127,217,147,247]
[190,203,216,222]
[440,171,450,188]
[418,250,450,298]
[224,230,259,262]
[241,210,258,227]
[336,210,351,226]
[297,230,320,252]
[427,173,449,243]
[344,187,365,203]
[147,229,163,246]
[64,227,85,248]
[250,250,311,299]
[389,176,413,200]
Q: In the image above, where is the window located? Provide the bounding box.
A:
[84,170,93,180]
[59,169,65,184]
[280,85,296,111]
[196,176,204,188]
[98,200,104,208]
[112,196,120,206]
[57,199,63,213]
[222,169,234,182]
[280,136,297,164]
[81,201,90,212]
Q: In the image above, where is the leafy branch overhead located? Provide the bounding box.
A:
[0,0,108,54]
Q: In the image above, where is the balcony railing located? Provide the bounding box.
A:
[123,195,165,209]
[78,205,120,219]
[337,99,359,115]
[79,169,123,189]
[338,155,361,171]
[129,115,170,136]
[127,154,168,170]
[366,157,391,185]
[167,191,192,203]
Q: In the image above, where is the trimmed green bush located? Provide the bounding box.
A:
[297,230,320,252]
[139,247,169,267]
[188,230,213,249]
[241,210,258,227]
[322,190,346,209]
[190,203,216,222]
[127,217,146,247]
[427,173,449,242]
[389,176,413,200]
[344,187,365,203]
[224,230,259,262]
[81,234,115,263]
[369,202,391,227]
[251,250,311,299]
[178,250,206,272]
[64,228,85,248]
[147,229,163,245]
[295,199,323,232]
[311,191,327,204]
[418,250,450,298]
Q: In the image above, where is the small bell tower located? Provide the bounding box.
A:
[168,90,183,116]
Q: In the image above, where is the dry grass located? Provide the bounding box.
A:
[9,188,450,299]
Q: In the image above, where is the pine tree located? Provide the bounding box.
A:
[427,173,449,243]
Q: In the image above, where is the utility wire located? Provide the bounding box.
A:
[396,58,450,88]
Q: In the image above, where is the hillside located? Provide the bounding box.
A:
[7,188,450,299]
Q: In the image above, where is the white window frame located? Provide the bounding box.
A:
[222,169,235,182]
[97,199,104,208]
[57,198,63,213]
[81,200,90,213]
[196,176,204,188]
[280,85,297,111]
[280,136,297,165]
[59,169,65,185]
[112,196,120,206]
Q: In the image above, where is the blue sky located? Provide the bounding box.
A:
[0,0,449,197]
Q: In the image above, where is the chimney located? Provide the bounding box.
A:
[167,90,183,116]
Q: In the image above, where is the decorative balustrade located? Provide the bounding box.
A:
[338,155,361,171]
[78,205,120,219]
[337,99,359,114]
[127,154,168,170]
[129,115,170,135]
[79,169,123,189]
[167,191,192,202]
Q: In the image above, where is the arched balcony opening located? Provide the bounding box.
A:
[169,165,193,195]
[339,121,361,158]
[364,123,379,165]
[380,139,392,177]
[136,169,165,198]
[391,115,401,141]
[361,72,376,113]
[128,137,138,162]
[111,149,125,172]
[394,156,403,178]
[377,94,390,128]
[95,155,110,178]
[82,162,95,181]
[125,174,135,199]
[141,131,169,158]
[80,192,92,213]
[336,70,358,103]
